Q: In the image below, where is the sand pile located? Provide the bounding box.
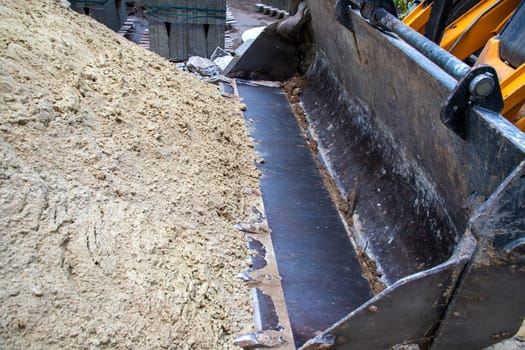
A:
[0,1,258,348]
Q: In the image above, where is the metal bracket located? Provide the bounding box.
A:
[335,2,505,140]
[441,65,504,139]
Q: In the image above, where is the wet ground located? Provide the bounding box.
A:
[228,0,277,32]
[227,0,278,49]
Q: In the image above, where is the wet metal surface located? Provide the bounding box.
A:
[238,81,373,347]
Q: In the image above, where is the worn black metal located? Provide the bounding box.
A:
[424,0,454,43]
[305,2,524,347]
[70,0,126,32]
[340,0,399,27]
[248,237,268,270]
[301,72,458,282]
[338,2,470,80]
[335,0,354,30]
[320,0,524,227]
[299,237,474,350]
[360,0,398,23]
[225,30,299,81]
[238,82,373,348]
[499,0,525,68]
[441,65,504,139]
[432,160,525,349]
[230,1,525,347]
[253,288,282,331]
[450,0,486,24]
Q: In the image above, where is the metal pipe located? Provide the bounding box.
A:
[374,8,471,80]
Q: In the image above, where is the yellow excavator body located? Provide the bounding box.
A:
[403,0,525,130]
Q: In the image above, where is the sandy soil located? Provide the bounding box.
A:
[0,1,259,349]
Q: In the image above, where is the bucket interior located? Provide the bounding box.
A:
[237,77,459,347]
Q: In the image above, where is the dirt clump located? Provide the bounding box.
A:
[0,1,258,349]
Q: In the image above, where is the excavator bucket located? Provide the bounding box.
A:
[227,1,525,349]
